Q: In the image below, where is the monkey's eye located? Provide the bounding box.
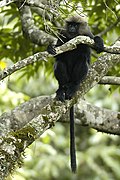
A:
[75,24,78,28]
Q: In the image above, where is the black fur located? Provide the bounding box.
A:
[47,16,104,172]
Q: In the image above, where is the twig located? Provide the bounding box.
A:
[97,17,120,37]
[0,0,15,7]
[99,76,120,85]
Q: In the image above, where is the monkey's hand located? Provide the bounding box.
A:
[47,44,56,55]
[94,36,104,53]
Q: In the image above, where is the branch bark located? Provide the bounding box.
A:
[0,0,15,7]
[0,96,119,136]
[75,100,120,135]
[0,0,48,8]
[0,36,120,81]
[99,76,120,85]
[18,4,56,45]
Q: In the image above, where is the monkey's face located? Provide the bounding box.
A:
[66,22,80,38]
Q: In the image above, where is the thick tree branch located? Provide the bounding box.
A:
[60,99,120,135]
[0,96,119,136]
[75,100,120,135]
[0,36,120,81]
[18,4,56,45]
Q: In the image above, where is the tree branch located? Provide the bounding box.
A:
[0,0,16,7]
[99,76,120,85]
[0,95,119,136]
[0,36,120,81]
[60,99,120,135]
[17,4,56,45]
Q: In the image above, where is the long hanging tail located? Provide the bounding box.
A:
[70,106,77,173]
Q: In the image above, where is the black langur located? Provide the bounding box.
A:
[47,15,104,173]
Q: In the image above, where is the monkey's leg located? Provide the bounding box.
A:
[65,83,80,100]
[54,61,69,101]
[66,61,88,99]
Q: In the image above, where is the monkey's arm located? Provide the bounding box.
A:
[84,26,104,53]
[47,31,104,55]
[94,36,104,53]
[47,32,65,55]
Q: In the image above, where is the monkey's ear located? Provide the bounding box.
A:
[47,44,56,55]
[94,36,104,53]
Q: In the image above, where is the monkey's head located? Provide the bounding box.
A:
[65,15,88,39]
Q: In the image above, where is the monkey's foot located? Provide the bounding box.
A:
[65,90,75,100]
[56,89,65,102]
[65,84,79,100]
